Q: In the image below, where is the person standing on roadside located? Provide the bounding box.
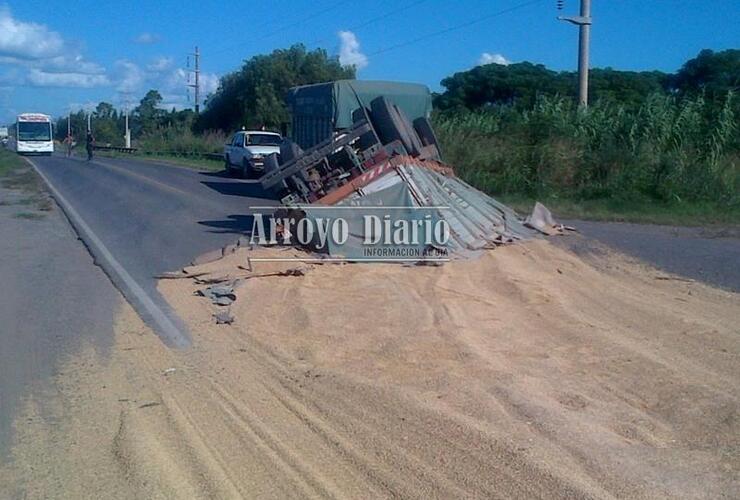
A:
[63,133,74,157]
[85,130,95,161]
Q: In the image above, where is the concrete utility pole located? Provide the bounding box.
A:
[123,95,131,148]
[67,111,71,137]
[187,46,201,114]
[87,112,91,133]
[124,107,131,148]
[558,0,592,107]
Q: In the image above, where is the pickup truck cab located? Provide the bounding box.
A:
[224,130,282,178]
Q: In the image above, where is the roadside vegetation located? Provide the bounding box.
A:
[54,47,739,225]
[0,148,52,213]
[0,146,26,178]
[432,48,739,225]
[434,92,739,225]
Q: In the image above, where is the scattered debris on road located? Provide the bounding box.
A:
[196,284,236,306]
[213,311,235,325]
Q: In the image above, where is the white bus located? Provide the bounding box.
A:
[11,113,54,155]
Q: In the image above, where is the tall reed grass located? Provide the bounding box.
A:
[434,93,739,206]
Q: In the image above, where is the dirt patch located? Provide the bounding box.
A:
[2,241,738,498]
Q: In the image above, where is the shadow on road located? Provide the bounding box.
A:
[198,214,256,235]
[198,170,231,178]
[200,179,277,201]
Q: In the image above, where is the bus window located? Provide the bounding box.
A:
[18,122,52,141]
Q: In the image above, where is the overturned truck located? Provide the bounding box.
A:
[258,80,564,260]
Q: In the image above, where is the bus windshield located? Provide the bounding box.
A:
[18,122,51,141]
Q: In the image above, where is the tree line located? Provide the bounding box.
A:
[57,47,737,149]
[54,90,196,145]
[434,49,739,112]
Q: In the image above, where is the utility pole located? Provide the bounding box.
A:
[558,0,592,107]
[67,110,71,137]
[124,107,131,148]
[123,94,131,148]
[187,46,201,114]
[87,112,91,133]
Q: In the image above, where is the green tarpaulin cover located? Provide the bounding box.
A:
[286,80,432,148]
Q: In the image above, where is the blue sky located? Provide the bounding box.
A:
[0,0,737,123]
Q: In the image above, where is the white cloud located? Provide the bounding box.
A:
[167,68,219,95]
[338,31,368,70]
[27,69,109,88]
[0,7,108,88]
[45,54,106,75]
[478,52,511,66]
[114,60,145,93]
[0,6,64,60]
[67,101,97,113]
[111,61,219,110]
[133,32,160,45]
[147,56,173,72]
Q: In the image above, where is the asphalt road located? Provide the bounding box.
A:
[0,182,120,456]
[28,154,278,345]
[561,219,740,292]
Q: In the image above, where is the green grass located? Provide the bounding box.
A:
[499,194,740,226]
[0,147,27,178]
[97,150,224,172]
[434,93,739,227]
[0,148,52,211]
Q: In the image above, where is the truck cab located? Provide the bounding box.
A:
[224,130,282,178]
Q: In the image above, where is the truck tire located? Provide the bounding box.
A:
[279,140,303,165]
[242,159,252,179]
[369,96,423,157]
[225,154,234,175]
[263,153,280,176]
[413,117,440,150]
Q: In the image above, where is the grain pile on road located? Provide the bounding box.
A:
[2,240,738,498]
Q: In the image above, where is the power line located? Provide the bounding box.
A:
[306,0,433,47]
[210,0,347,57]
[368,0,544,57]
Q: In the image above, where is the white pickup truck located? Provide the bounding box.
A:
[224,130,282,178]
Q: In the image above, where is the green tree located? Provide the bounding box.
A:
[94,102,116,119]
[135,90,165,135]
[195,44,355,132]
[434,62,670,112]
[434,62,563,111]
[673,49,740,97]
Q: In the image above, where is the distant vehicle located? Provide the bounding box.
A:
[10,113,54,155]
[224,130,282,178]
[0,126,8,148]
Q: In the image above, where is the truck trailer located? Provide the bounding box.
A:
[285,80,433,150]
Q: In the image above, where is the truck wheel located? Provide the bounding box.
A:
[413,117,440,150]
[370,96,423,157]
[279,140,303,165]
[242,159,252,179]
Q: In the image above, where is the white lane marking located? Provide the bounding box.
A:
[24,156,190,348]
